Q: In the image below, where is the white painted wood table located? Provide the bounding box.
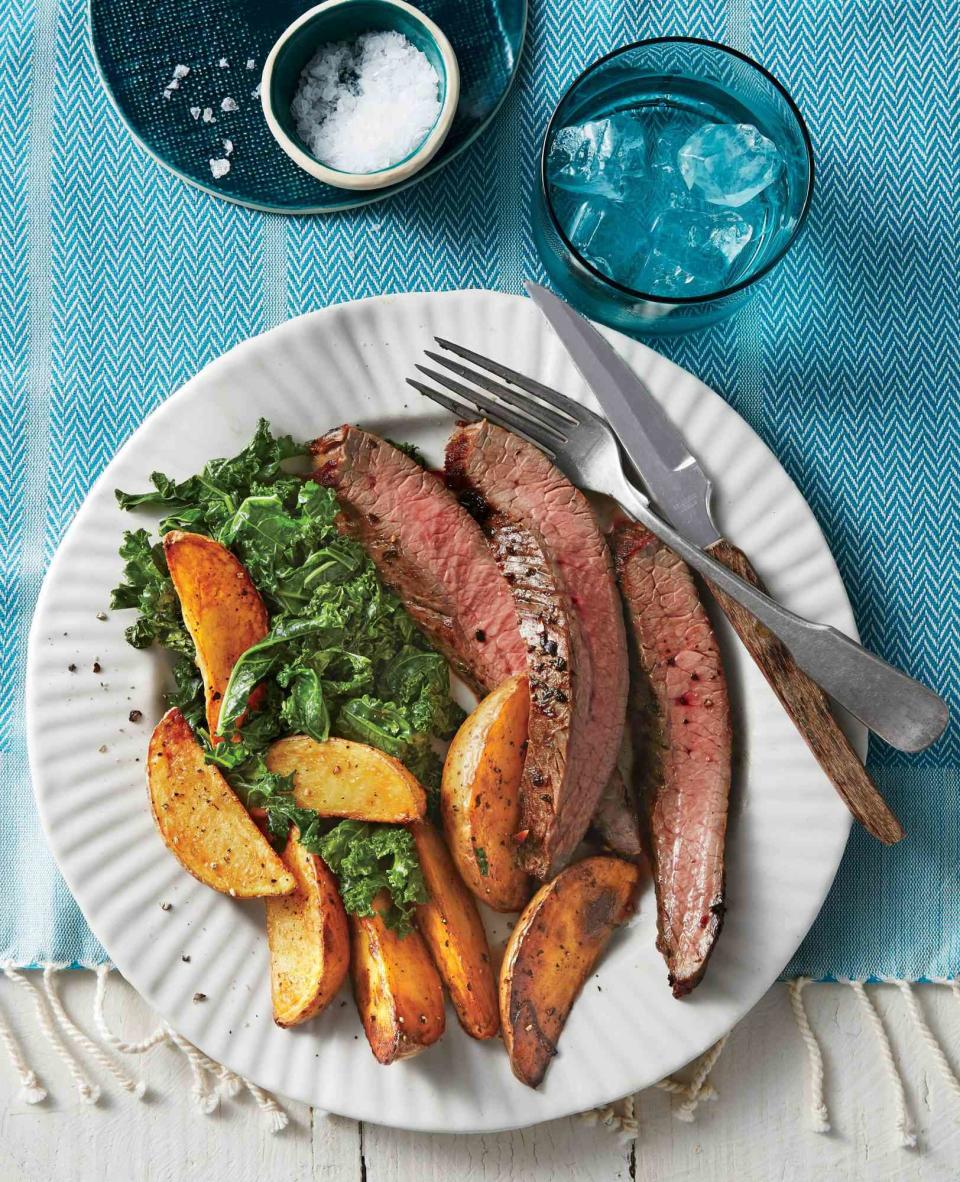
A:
[1,976,958,1181]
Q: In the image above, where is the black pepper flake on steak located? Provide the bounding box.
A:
[455,487,490,522]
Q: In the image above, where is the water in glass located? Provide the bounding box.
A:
[546,90,797,299]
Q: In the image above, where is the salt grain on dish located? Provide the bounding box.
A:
[190,106,201,120]
[246,58,256,70]
[218,57,228,68]
[209,157,231,179]
[220,96,238,112]
[162,64,190,99]
[202,107,215,123]
[291,30,441,173]
[223,139,234,157]
[250,82,261,99]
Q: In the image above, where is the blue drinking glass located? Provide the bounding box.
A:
[532,38,814,334]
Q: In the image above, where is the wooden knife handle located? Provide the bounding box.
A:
[705,538,904,845]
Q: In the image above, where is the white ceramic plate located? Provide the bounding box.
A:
[26,290,860,1132]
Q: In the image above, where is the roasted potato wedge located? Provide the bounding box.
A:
[410,820,499,1040]
[266,830,350,1027]
[147,708,295,898]
[499,856,641,1088]
[163,530,269,740]
[441,673,530,912]
[266,736,426,822]
[350,891,445,1064]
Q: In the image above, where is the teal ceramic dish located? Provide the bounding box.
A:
[262,0,460,191]
[89,0,526,214]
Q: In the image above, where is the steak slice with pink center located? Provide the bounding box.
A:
[482,510,588,879]
[447,421,628,877]
[310,425,525,693]
[612,523,732,998]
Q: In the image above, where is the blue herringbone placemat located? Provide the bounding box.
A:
[1,0,957,979]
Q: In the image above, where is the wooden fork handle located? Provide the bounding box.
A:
[705,538,905,845]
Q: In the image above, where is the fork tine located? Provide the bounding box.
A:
[422,350,573,435]
[409,369,561,456]
[405,378,480,423]
[413,364,569,446]
[407,378,558,459]
[434,337,583,422]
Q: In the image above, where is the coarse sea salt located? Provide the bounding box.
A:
[291,30,441,173]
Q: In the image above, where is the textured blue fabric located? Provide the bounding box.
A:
[0,0,957,978]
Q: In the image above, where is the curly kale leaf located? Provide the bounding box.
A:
[217,613,344,738]
[314,820,427,935]
[115,418,303,535]
[228,764,426,934]
[110,529,193,656]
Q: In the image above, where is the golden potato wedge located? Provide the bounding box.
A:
[266,830,350,1027]
[147,708,295,898]
[266,736,426,822]
[350,891,445,1064]
[163,529,269,740]
[441,673,530,911]
[410,820,499,1040]
[499,856,641,1088]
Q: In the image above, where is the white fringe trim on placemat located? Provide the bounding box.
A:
[1,966,958,1146]
[0,963,289,1132]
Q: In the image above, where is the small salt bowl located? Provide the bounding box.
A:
[262,0,460,191]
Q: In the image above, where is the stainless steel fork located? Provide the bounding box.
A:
[407,338,948,760]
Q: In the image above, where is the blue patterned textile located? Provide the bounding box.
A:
[1,0,956,979]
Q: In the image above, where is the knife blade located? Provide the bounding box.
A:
[524,281,722,549]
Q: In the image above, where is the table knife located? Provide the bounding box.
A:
[526,281,945,844]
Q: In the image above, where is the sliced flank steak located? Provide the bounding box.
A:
[479,510,589,880]
[612,523,732,998]
[309,425,526,693]
[447,421,629,879]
